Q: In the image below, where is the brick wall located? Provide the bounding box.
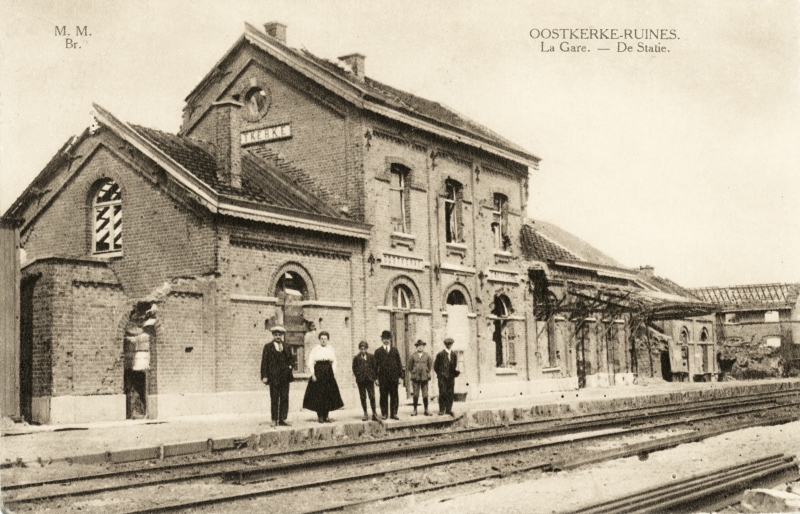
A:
[21,259,127,399]
[20,130,216,299]
[216,220,364,391]
[157,292,208,394]
[184,47,365,220]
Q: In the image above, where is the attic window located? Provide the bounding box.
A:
[93,179,122,255]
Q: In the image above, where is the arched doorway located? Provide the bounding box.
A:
[274,269,311,373]
[391,283,414,387]
[444,286,471,399]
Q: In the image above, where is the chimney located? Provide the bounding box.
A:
[211,100,243,189]
[264,22,287,44]
[339,53,366,81]
[639,265,655,277]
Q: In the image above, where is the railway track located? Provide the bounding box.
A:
[4,388,800,513]
[566,453,800,514]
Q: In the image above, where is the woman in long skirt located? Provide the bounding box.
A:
[303,331,344,423]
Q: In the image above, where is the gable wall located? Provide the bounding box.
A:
[19,130,217,298]
[184,45,365,220]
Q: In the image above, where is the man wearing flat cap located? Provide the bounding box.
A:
[434,337,459,416]
[408,339,433,416]
[261,325,294,427]
[373,330,403,420]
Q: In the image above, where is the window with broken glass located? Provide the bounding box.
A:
[444,180,463,243]
[93,179,123,255]
[492,193,509,251]
[389,164,410,233]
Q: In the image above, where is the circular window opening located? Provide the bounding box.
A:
[244,86,271,120]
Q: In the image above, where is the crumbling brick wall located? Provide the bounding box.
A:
[719,322,799,379]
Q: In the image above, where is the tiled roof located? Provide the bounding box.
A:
[520,224,580,262]
[639,274,700,300]
[294,48,531,158]
[520,220,624,268]
[690,283,800,310]
[133,125,341,218]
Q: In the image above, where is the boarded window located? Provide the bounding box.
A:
[93,179,122,254]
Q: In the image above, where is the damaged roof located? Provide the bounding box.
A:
[690,283,800,311]
[520,220,625,268]
[185,23,539,168]
[133,125,341,218]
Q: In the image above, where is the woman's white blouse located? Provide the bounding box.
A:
[308,344,337,375]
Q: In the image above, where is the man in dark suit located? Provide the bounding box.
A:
[373,330,403,420]
[352,340,378,421]
[261,326,294,427]
[434,337,459,416]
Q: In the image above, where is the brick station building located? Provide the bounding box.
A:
[4,22,711,424]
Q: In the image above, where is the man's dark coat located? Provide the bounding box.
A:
[374,345,403,383]
[352,352,377,383]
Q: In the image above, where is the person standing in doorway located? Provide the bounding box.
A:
[352,341,378,421]
[261,326,294,427]
[374,330,403,420]
[434,337,459,416]
[408,339,432,416]
[303,331,345,423]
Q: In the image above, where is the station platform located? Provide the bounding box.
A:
[3,378,799,466]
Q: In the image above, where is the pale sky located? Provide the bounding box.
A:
[1,0,798,288]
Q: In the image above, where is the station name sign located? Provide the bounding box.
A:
[240,123,291,146]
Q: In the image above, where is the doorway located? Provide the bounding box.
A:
[660,350,673,381]
[275,271,309,372]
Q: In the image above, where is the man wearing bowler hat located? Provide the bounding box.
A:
[434,337,459,416]
[261,325,294,427]
[374,330,403,420]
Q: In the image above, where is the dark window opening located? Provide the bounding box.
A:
[492,193,509,250]
[492,295,515,367]
[446,289,467,306]
[444,180,463,243]
[390,164,410,233]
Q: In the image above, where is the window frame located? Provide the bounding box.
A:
[444,180,463,244]
[492,193,509,250]
[92,179,123,256]
[389,164,410,234]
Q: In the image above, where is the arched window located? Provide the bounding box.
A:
[700,328,709,342]
[492,295,516,367]
[679,327,689,344]
[93,179,122,254]
[446,289,467,306]
[393,284,413,310]
[276,271,308,299]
